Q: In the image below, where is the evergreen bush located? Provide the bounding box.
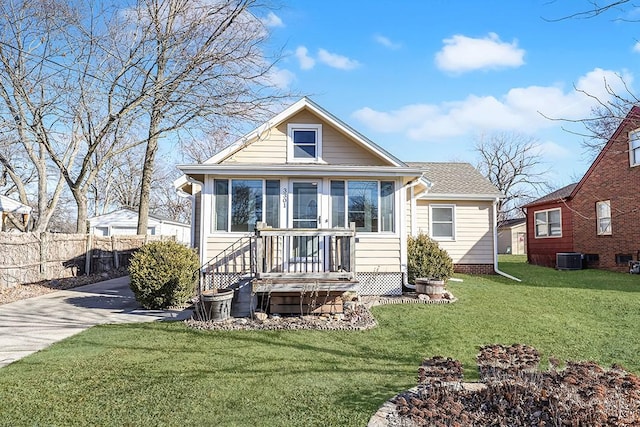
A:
[407,233,454,283]
[128,240,199,309]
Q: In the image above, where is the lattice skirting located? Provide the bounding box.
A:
[357,272,403,296]
[202,272,244,290]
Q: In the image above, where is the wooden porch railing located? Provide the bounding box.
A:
[254,222,356,281]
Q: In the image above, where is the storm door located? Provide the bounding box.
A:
[288,181,324,272]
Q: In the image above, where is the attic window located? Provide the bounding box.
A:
[287,124,322,162]
[630,129,640,167]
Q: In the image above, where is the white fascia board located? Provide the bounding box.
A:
[204,99,309,165]
[301,98,405,167]
[417,192,504,201]
[176,163,424,178]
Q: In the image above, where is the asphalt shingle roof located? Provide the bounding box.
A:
[406,162,503,196]
[524,182,578,207]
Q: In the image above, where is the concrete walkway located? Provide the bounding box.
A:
[0,276,193,368]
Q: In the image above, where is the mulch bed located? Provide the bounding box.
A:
[377,345,640,426]
[185,304,378,331]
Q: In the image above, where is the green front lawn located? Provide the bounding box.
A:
[1,255,639,426]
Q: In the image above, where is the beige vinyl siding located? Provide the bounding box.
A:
[354,236,402,272]
[415,200,494,264]
[205,235,252,261]
[415,201,429,234]
[223,129,287,164]
[222,108,392,166]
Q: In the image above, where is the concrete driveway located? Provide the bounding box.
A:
[0,276,193,368]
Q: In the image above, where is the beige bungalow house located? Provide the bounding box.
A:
[176,98,502,300]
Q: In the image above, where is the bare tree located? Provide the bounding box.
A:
[118,0,288,234]
[180,127,236,163]
[0,0,287,233]
[544,1,640,159]
[0,0,83,232]
[474,132,551,221]
[0,1,151,232]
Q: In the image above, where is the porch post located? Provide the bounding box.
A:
[349,222,356,278]
[255,222,265,278]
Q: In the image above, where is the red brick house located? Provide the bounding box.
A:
[524,106,640,272]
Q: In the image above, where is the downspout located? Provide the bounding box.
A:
[403,175,428,290]
[493,197,521,282]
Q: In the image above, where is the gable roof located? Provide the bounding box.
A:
[567,105,640,199]
[88,208,189,226]
[406,162,503,199]
[0,195,32,215]
[498,217,526,229]
[206,97,406,167]
[523,182,578,208]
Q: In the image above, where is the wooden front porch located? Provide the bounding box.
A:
[200,223,359,315]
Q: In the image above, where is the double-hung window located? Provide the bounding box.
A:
[430,205,455,240]
[596,200,612,235]
[330,180,395,232]
[534,208,562,238]
[288,124,322,162]
[630,129,640,167]
[213,179,280,232]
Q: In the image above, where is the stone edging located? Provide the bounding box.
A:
[367,383,486,427]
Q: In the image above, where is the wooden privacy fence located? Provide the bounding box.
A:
[0,232,175,289]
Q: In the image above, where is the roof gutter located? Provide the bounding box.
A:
[492,197,521,282]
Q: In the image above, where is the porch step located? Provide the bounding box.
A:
[251,278,360,294]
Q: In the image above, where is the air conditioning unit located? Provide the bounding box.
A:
[556,252,583,270]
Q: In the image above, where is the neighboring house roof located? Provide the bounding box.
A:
[498,217,526,229]
[88,208,189,227]
[207,97,406,167]
[569,105,640,198]
[523,183,578,208]
[526,106,640,211]
[406,162,503,200]
[0,195,32,215]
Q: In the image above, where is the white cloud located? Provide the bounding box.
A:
[317,48,360,70]
[351,68,632,141]
[263,67,295,89]
[535,140,572,160]
[261,11,284,28]
[295,46,315,70]
[374,34,401,50]
[435,32,525,73]
[633,41,640,53]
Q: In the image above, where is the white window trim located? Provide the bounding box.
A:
[630,129,640,167]
[596,200,612,236]
[287,123,323,163]
[429,204,456,241]
[328,179,398,235]
[534,208,562,239]
[212,178,279,233]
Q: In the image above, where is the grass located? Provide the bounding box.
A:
[1,255,639,426]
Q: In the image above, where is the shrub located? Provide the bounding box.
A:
[407,233,454,283]
[128,240,199,309]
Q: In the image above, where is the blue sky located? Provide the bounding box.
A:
[258,1,640,191]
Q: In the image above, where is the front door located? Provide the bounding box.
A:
[289,181,323,272]
[291,181,319,229]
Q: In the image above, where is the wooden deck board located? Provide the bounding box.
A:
[251,278,359,294]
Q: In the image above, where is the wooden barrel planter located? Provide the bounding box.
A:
[199,288,234,321]
[415,278,446,299]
